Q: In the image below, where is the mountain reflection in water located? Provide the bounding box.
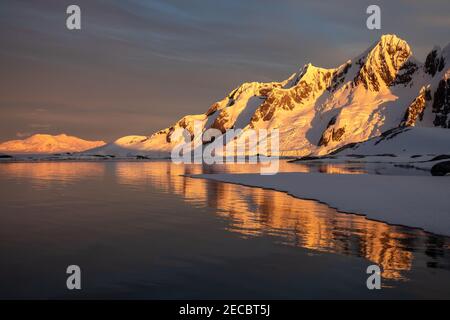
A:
[113,161,449,281]
[0,161,448,283]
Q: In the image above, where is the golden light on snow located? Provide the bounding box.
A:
[0,134,105,154]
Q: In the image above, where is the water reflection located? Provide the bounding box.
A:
[0,162,105,189]
[113,162,450,281]
[0,161,447,281]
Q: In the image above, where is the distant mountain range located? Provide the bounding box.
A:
[3,34,448,158]
[0,134,105,154]
[89,34,449,158]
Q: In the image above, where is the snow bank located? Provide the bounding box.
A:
[336,127,450,157]
[193,172,450,236]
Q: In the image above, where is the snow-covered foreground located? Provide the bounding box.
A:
[192,172,450,236]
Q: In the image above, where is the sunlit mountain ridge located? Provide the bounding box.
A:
[0,134,106,154]
[89,34,450,158]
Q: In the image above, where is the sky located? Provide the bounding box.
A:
[0,0,449,142]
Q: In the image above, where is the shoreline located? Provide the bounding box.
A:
[190,172,450,237]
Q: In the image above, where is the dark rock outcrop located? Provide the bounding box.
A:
[431,161,450,176]
[392,61,419,87]
[424,49,446,77]
[401,87,432,126]
[432,78,450,128]
[430,154,450,161]
[318,125,346,147]
[328,62,351,92]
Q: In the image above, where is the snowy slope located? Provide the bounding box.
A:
[90,34,450,158]
[0,134,105,154]
[332,127,450,158]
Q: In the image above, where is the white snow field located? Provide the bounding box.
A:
[293,126,450,168]
[192,172,450,236]
[333,127,450,158]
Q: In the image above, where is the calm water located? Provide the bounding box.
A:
[0,161,449,299]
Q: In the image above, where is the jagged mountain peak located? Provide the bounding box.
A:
[89,34,450,158]
[365,34,411,58]
[282,63,335,90]
[424,45,446,77]
[379,34,410,49]
[427,43,450,57]
[354,34,412,91]
[354,34,411,64]
[300,63,333,79]
[443,42,450,54]
[432,45,442,53]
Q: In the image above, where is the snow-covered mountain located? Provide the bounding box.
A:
[0,134,106,154]
[91,34,450,158]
